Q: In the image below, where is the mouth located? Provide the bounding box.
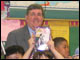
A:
[33,19,39,23]
[66,53,69,57]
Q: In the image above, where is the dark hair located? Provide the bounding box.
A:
[53,37,67,47]
[26,4,44,17]
[33,50,53,59]
[5,45,24,58]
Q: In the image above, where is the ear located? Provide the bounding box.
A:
[55,47,58,51]
[25,15,27,20]
[25,15,28,23]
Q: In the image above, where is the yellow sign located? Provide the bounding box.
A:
[48,21,69,45]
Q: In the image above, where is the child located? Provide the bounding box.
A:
[33,50,53,59]
[5,45,24,59]
[47,38,64,59]
[53,37,72,59]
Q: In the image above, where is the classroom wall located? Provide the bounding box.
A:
[1,1,79,57]
[44,20,79,56]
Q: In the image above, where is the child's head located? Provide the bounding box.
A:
[5,45,24,59]
[53,37,69,58]
[33,50,53,59]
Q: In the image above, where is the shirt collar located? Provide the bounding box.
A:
[28,25,36,36]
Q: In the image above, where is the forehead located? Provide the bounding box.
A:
[6,53,21,59]
[29,9,42,13]
[60,41,68,46]
[57,41,68,47]
[6,53,17,58]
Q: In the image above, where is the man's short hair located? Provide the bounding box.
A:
[26,4,44,17]
[53,37,67,47]
[5,45,25,58]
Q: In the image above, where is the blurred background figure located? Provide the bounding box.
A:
[72,47,79,59]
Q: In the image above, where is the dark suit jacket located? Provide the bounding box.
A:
[5,25,31,52]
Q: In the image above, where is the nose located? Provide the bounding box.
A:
[33,13,38,17]
[33,15,38,20]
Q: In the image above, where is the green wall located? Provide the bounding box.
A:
[9,8,79,20]
[69,27,79,56]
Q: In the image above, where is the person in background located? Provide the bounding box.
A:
[75,47,79,55]
[53,37,72,59]
[72,47,79,59]
[5,45,24,59]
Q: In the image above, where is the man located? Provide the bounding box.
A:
[5,4,44,52]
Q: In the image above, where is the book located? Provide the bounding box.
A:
[35,27,51,51]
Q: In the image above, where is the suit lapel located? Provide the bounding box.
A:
[23,25,31,48]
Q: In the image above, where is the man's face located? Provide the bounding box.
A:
[56,41,69,58]
[26,9,43,30]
